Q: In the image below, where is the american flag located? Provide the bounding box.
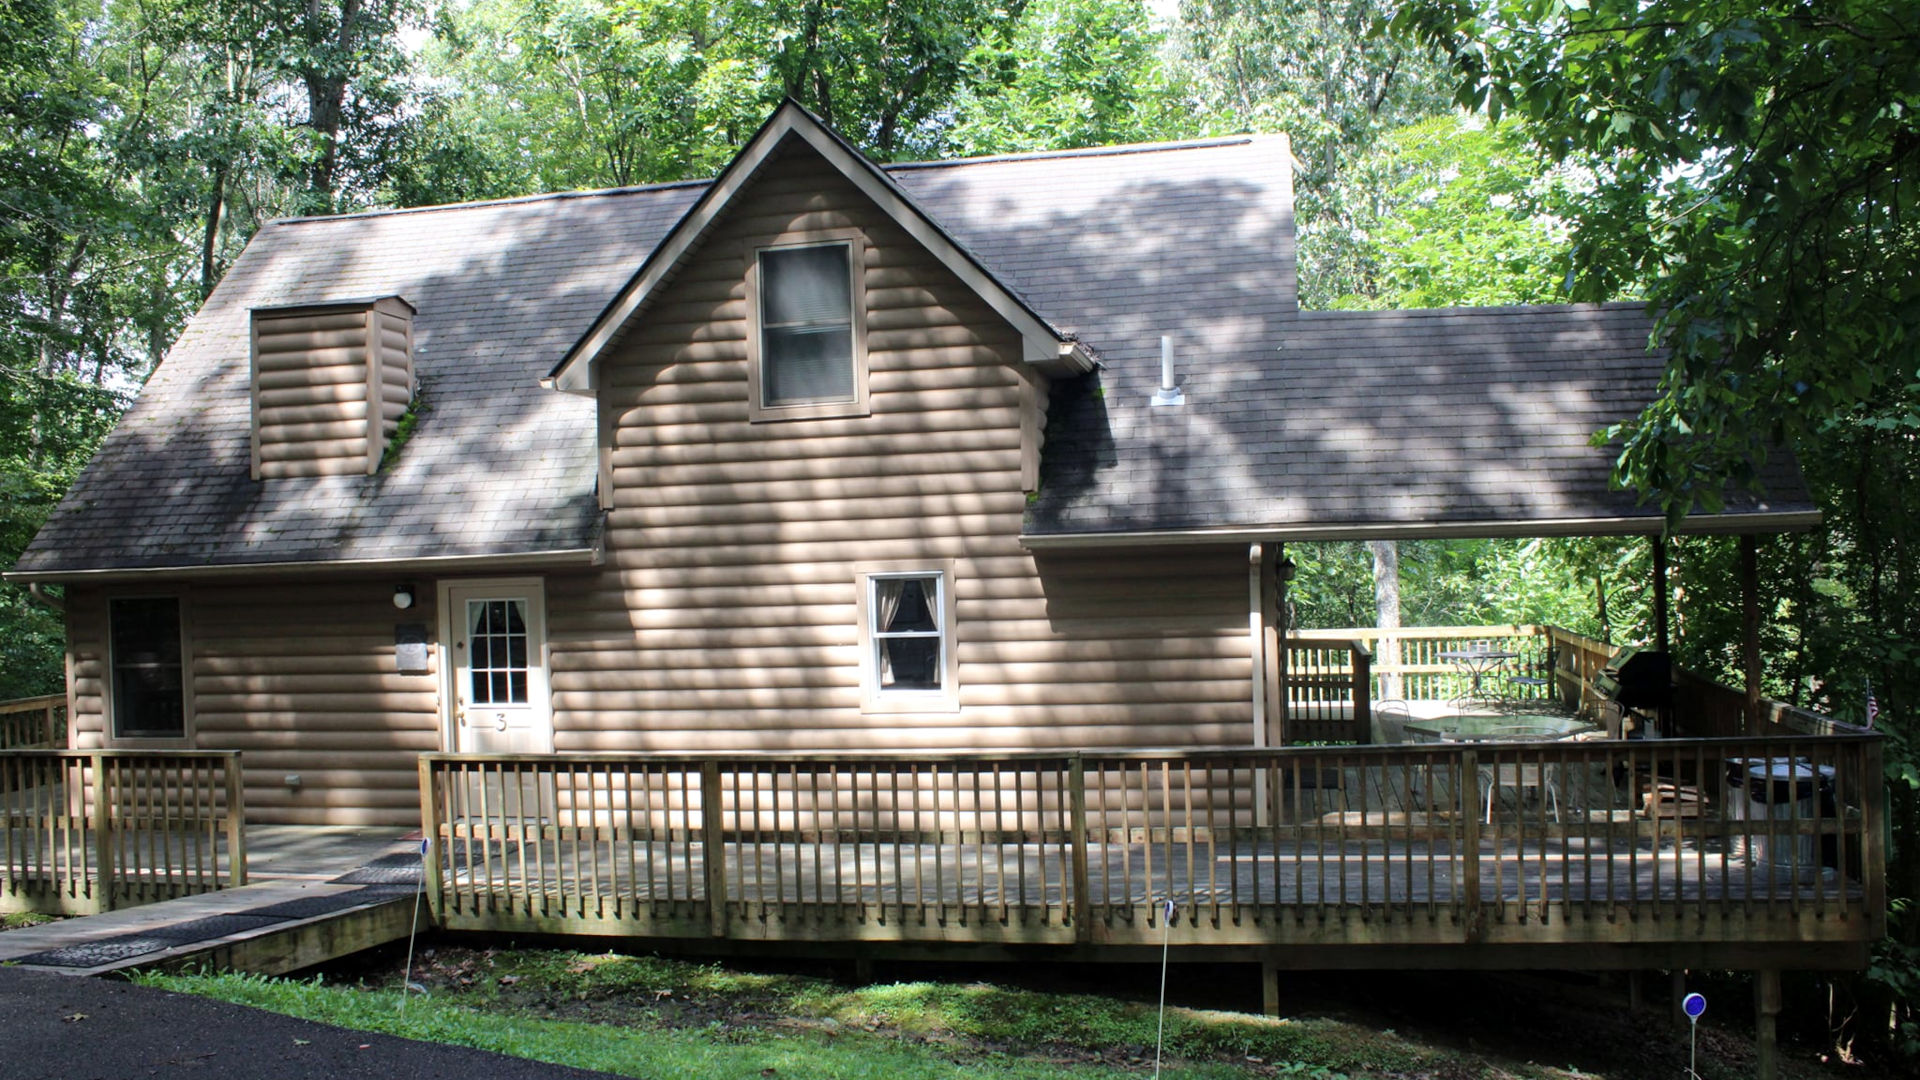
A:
[1866,681,1880,729]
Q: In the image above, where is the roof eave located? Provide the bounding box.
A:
[1019,509,1824,549]
[3,545,604,585]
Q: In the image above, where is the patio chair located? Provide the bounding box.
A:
[1372,699,1412,744]
[1365,700,1415,810]
[1481,736,1561,824]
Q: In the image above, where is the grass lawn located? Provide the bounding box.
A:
[134,947,1800,1080]
[1,912,57,932]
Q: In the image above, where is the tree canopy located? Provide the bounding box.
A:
[1393,0,1920,519]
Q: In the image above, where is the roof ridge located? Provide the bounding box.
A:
[268,177,712,226]
[885,134,1267,170]
[1296,301,1649,319]
[266,134,1282,227]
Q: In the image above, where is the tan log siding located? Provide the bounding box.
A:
[64,582,438,826]
[549,140,1251,752]
[252,310,372,478]
[376,309,414,436]
[65,585,106,751]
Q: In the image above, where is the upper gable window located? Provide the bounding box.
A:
[747,232,869,421]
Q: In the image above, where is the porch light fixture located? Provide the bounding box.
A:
[393,584,416,610]
[1278,558,1297,583]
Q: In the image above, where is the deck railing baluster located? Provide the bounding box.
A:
[371,747,1877,955]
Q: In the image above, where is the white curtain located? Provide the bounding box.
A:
[875,578,906,687]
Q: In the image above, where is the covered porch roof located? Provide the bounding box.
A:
[1022,304,1818,546]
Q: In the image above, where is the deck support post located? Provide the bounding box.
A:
[90,752,113,913]
[1670,969,1688,1030]
[1741,535,1763,734]
[1260,959,1280,1018]
[1651,536,1670,653]
[1754,968,1782,1080]
[701,762,729,938]
[418,756,444,921]
[224,753,248,887]
[1068,755,1091,942]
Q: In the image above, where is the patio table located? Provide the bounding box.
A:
[1437,647,1520,702]
[1402,712,1598,743]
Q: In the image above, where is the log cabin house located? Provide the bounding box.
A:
[4,105,1882,1060]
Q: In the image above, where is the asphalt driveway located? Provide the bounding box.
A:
[0,966,616,1079]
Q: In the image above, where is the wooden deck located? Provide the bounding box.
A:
[0,825,420,977]
[420,735,1885,968]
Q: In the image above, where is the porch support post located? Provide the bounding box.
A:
[1741,534,1763,734]
[1249,545,1272,827]
[1651,535,1670,653]
[1275,544,1289,745]
[1754,968,1782,1080]
[1260,958,1280,1017]
[1249,544,1267,752]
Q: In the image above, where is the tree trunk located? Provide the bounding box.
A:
[301,0,365,209]
[200,164,226,299]
[1370,540,1401,699]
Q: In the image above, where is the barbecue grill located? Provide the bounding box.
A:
[1593,645,1673,736]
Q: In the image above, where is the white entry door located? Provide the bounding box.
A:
[445,582,552,755]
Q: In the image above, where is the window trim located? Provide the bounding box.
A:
[103,591,193,747]
[745,228,870,423]
[854,560,959,714]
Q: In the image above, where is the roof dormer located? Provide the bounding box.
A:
[249,296,415,479]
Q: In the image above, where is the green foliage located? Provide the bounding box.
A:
[1168,0,1456,308]
[378,385,427,472]
[1286,537,1648,642]
[1326,115,1574,310]
[1390,0,1920,520]
[0,366,124,698]
[1386,0,1920,1052]
[942,0,1188,156]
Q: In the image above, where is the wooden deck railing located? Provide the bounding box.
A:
[1292,626,1559,707]
[0,694,64,750]
[1283,639,1370,742]
[420,737,1884,961]
[1,750,246,915]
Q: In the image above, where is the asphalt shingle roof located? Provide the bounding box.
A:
[1023,305,1816,538]
[14,131,1813,576]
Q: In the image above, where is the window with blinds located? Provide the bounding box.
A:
[760,243,855,406]
[748,235,867,421]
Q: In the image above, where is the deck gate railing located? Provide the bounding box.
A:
[0,694,64,750]
[1,750,246,915]
[421,736,1884,951]
[1283,640,1370,742]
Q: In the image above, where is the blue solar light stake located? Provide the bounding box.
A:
[1682,992,1707,1078]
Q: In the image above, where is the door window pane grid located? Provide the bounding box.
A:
[468,599,530,705]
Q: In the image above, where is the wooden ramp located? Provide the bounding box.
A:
[0,829,423,978]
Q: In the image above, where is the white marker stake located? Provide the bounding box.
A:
[1682,991,1707,1079]
[402,838,431,1013]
